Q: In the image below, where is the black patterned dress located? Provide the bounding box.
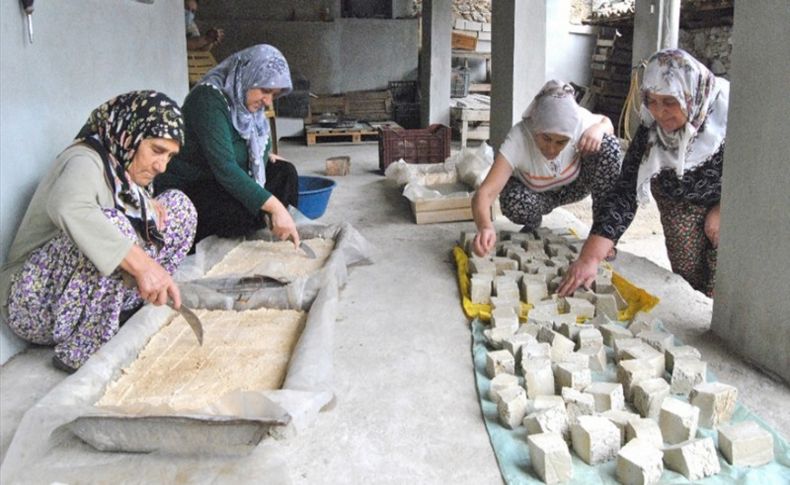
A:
[591,125,723,295]
[499,133,623,231]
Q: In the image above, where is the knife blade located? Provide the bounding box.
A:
[121,271,204,345]
[169,301,203,345]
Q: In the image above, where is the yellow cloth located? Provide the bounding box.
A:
[453,245,659,322]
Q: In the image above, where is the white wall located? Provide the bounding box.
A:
[0,0,189,364]
[206,18,419,95]
[546,0,597,87]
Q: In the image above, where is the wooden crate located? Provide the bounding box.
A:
[411,194,474,225]
[452,31,477,51]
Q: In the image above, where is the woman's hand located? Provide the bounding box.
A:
[269,153,287,164]
[262,197,300,248]
[150,199,167,231]
[472,227,497,257]
[270,206,300,246]
[120,245,181,308]
[556,235,613,296]
[704,204,721,248]
[206,27,224,44]
[576,116,613,156]
[577,123,605,155]
[557,256,599,296]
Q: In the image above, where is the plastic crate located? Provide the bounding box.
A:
[393,102,420,129]
[388,80,418,103]
[378,124,451,172]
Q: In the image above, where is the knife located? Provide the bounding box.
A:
[168,300,204,346]
[121,271,204,345]
[193,274,286,294]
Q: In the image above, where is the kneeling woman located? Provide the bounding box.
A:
[0,92,197,372]
[472,80,622,257]
[156,44,301,247]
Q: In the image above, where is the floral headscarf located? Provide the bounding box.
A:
[199,44,293,187]
[636,48,729,205]
[517,80,597,178]
[76,91,185,245]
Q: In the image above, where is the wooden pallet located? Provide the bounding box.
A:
[305,121,400,146]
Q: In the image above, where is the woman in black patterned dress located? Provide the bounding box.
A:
[559,49,728,297]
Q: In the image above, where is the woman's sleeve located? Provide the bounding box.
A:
[187,89,272,214]
[589,127,647,241]
[46,154,134,276]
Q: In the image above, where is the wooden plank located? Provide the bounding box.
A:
[412,195,472,212]
[452,31,478,51]
[451,108,490,122]
[463,125,490,140]
[413,207,474,224]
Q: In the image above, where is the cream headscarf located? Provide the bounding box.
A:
[636,49,729,205]
[518,80,595,179]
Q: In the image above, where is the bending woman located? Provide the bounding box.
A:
[472,80,621,257]
[0,92,197,371]
[156,44,300,247]
[559,49,728,297]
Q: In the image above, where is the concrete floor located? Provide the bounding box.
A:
[1,139,788,484]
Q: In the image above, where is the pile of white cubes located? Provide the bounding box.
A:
[462,229,775,484]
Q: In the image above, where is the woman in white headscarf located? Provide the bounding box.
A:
[156,44,300,247]
[472,80,621,256]
[559,49,728,297]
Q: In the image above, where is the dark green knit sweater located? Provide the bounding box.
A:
[156,84,272,215]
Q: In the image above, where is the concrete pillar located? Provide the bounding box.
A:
[490,0,547,150]
[660,0,680,50]
[632,0,680,66]
[711,1,790,383]
[420,0,452,127]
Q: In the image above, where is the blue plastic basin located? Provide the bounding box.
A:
[296,175,336,219]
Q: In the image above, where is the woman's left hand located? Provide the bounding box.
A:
[576,123,605,156]
[269,153,287,164]
[705,204,721,248]
[151,199,167,231]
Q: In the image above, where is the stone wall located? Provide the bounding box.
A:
[679,26,732,77]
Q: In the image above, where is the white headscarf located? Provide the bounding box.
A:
[199,44,292,187]
[636,48,729,205]
[518,80,595,179]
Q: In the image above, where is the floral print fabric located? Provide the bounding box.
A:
[7,190,196,369]
[653,185,717,296]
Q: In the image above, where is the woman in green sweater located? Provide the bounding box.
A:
[157,44,300,247]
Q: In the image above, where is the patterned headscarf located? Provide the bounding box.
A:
[76,91,185,245]
[199,44,293,186]
[518,80,596,177]
[636,48,729,205]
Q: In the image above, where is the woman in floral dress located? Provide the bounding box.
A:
[0,91,197,372]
